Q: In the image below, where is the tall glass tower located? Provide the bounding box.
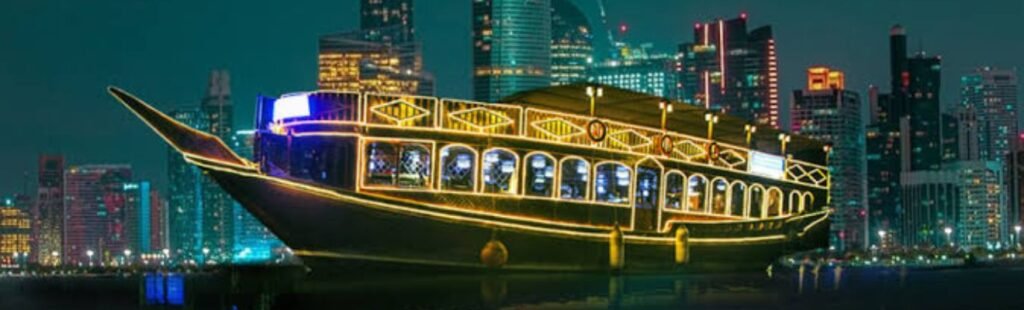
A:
[473,0,551,102]
[549,0,591,86]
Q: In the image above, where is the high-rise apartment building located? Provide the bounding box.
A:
[63,165,133,266]
[550,0,592,86]
[960,67,1018,163]
[33,155,63,265]
[199,70,236,263]
[677,14,779,128]
[791,66,866,250]
[473,0,552,102]
[0,195,31,268]
[168,107,207,263]
[588,43,679,99]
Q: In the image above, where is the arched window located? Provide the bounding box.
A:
[749,185,765,218]
[802,192,814,213]
[440,145,476,191]
[665,171,685,209]
[729,182,746,216]
[635,165,660,209]
[560,158,589,200]
[710,178,729,215]
[365,142,398,186]
[788,191,802,215]
[766,187,783,217]
[524,153,555,197]
[482,148,518,194]
[396,144,431,188]
[595,162,630,205]
[686,175,707,212]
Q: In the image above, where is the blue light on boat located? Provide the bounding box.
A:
[272,94,311,121]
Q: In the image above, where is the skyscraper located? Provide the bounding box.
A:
[33,155,63,266]
[319,0,433,96]
[588,43,679,99]
[677,14,779,128]
[866,25,945,246]
[961,67,1018,162]
[123,181,165,255]
[199,70,235,263]
[0,195,31,268]
[791,66,866,250]
[550,0,592,86]
[473,0,552,102]
[168,107,207,263]
[63,165,133,266]
[230,130,283,263]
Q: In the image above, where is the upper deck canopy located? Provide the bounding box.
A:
[501,84,826,164]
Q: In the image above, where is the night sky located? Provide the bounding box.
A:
[1,0,1022,195]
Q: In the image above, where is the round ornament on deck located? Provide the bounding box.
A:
[706,142,721,162]
[656,135,674,156]
[587,119,607,142]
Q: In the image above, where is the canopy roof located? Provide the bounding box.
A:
[501,83,826,163]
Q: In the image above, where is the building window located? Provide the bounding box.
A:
[635,166,660,209]
[440,145,476,192]
[524,153,555,197]
[560,158,589,200]
[686,175,708,212]
[365,142,398,186]
[729,182,746,217]
[711,178,728,215]
[749,185,765,218]
[397,144,431,188]
[665,171,685,209]
[595,162,630,205]
[482,149,518,194]
[766,187,783,217]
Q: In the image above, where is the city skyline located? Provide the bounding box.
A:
[2,0,1023,195]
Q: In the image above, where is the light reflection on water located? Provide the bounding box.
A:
[5,266,1024,309]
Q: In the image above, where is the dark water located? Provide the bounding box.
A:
[2,265,1023,309]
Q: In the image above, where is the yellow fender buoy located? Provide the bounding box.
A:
[480,239,509,268]
[675,226,690,264]
[609,225,624,270]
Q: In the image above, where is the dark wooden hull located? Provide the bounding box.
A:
[206,167,829,273]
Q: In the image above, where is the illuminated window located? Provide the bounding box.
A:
[766,188,783,217]
[595,162,630,205]
[440,145,476,192]
[665,172,685,209]
[634,166,660,209]
[711,178,728,215]
[365,142,397,186]
[686,175,707,212]
[749,185,765,218]
[729,182,746,216]
[397,144,431,188]
[482,149,518,194]
[524,153,555,197]
[560,158,589,200]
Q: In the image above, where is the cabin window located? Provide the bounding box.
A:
[397,144,431,188]
[766,188,783,217]
[560,158,589,200]
[482,149,518,194]
[711,178,728,215]
[524,153,555,197]
[634,166,660,209]
[788,191,801,215]
[440,145,476,191]
[686,175,707,212]
[729,182,746,216]
[595,162,630,205]
[801,193,814,213]
[665,172,685,209]
[365,142,398,186]
[749,185,765,218]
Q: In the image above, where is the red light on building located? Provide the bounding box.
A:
[740,12,748,19]
[619,23,628,33]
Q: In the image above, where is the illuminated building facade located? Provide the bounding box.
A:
[230,130,284,263]
[124,181,166,255]
[960,67,1018,163]
[866,86,901,248]
[589,55,678,99]
[168,107,207,263]
[63,165,133,266]
[791,66,865,250]
[954,161,1005,249]
[319,0,433,96]
[677,14,779,128]
[200,70,236,263]
[473,0,551,102]
[33,155,63,265]
[549,0,592,86]
[0,196,31,268]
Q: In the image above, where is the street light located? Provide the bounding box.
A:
[658,101,673,132]
[1015,225,1021,249]
[586,86,603,116]
[877,230,887,249]
[744,124,757,146]
[778,133,791,155]
[704,112,719,141]
[86,250,95,267]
